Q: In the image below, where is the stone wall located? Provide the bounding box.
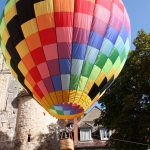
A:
[0,50,10,111]
[0,50,20,149]
[0,76,20,149]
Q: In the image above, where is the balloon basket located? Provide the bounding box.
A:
[60,132,74,150]
[60,138,74,150]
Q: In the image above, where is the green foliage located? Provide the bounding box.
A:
[95,30,150,150]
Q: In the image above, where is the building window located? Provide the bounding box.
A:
[28,134,31,142]
[80,129,92,141]
[100,128,111,140]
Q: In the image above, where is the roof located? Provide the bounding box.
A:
[75,139,108,148]
[78,106,101,126]
[79,122,92,129]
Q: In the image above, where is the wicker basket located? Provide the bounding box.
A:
[60,138,74,150]
[60,132,74,150]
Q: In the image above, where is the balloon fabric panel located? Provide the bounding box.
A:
[0,0,131,120]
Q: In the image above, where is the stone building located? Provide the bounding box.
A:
[0,50,59,149]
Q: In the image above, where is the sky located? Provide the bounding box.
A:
[123,0,150,48]
[0,0,7,19]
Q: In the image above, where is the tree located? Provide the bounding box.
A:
[95,30,150,150]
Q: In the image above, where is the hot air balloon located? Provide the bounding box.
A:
[0,0,131,120]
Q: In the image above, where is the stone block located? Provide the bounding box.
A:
[0,54,3,71]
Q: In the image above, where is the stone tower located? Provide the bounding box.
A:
[15,94,58,150]
[0,50,59,150]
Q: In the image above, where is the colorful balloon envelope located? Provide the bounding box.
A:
[0,0,131,119]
